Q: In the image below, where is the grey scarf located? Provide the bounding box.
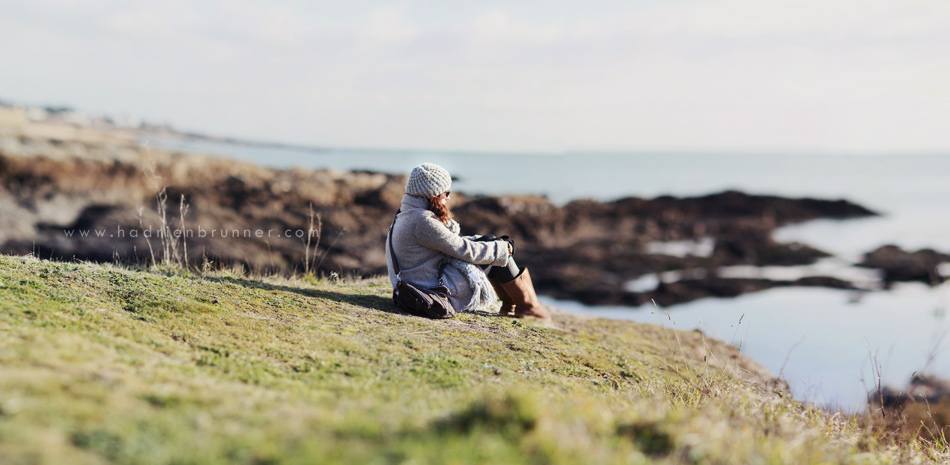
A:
[442,219,497,311]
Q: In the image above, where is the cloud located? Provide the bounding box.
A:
[2,0,948,152]
[587,0,950,40]
[362,6,418,42]
[470,9,564,43]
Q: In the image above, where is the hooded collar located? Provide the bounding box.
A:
[401,193,429,211]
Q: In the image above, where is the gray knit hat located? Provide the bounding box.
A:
[405,163,452,198]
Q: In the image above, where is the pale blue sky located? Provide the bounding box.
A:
[2,0,948,153]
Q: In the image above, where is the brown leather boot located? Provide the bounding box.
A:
[499,268,551,320]
[488,277,517,316]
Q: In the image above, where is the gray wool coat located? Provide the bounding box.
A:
[386,194,510,311]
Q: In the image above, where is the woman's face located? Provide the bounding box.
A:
[439,191,451,205]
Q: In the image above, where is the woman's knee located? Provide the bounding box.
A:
[488,257,521,283]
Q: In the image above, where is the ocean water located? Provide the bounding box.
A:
[144,137,950,411]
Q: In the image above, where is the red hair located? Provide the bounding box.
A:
[428,196,454,225]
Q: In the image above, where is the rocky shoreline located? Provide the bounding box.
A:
[455,191,878,307]
[2,105,948,308]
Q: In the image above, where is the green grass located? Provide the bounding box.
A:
[0,254,946,464]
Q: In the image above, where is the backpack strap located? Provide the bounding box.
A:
[388,209,402,276]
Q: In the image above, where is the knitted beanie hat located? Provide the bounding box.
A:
[405,163,452,198]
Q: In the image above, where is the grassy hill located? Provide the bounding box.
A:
[0,254,944,464]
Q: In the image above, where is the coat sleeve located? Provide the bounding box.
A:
[414,215,509,266]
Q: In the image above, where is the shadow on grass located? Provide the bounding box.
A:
[203,276,407,317]
[202,276,512,320]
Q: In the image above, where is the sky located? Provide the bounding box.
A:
[2,0,948,154]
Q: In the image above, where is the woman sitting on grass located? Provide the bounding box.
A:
[385,163,550,320]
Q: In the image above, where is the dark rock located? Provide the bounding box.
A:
[649,278,776,307]
[858,245,949,286]
[872,374,950,408]
[712,235,829,266]
[785,276,858,290]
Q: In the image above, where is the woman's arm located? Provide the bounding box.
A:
[414,215,509,266]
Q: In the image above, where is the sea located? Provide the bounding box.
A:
[145,137,950,412]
